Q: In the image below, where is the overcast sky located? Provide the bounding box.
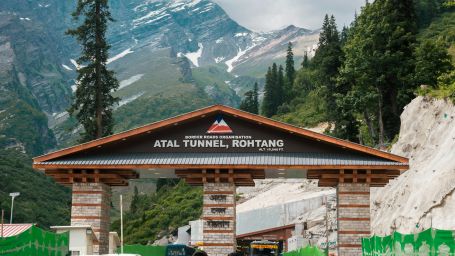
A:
[212,0,365,32]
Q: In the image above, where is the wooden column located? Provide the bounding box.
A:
[202,183,236,256]
[337,183,370,256]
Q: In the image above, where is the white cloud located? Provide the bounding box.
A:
[212,0,365,31]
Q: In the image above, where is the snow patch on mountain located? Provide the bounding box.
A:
[118,92,145,108]
[61,64,73,71]
[134,8,166,23]
[70,59,78,68]
[214,56,225,63]
[184,43,203,67]
[107,48,134,64]
[119,74,144,90]
[235,32,248,37]
[225,45,254,72]
[70,59,86,70]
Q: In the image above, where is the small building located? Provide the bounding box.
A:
[51,225,121,255]
[175,225,191,245]
[51,225,97,255]
[109,232,121,254]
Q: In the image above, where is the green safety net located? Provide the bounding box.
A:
[117,244,166,256]
[283,245,325,256]
[0,225,69,256]
[362,228,455,255]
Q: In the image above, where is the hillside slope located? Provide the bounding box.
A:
[0,149,70,228]
[371,96,455,235]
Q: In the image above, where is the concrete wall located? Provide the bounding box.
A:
[236,194,326,235]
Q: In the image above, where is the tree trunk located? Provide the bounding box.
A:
[388,78,399,117]
[95,0,103,139]
[363,110,376,143]
[377,88,385,147]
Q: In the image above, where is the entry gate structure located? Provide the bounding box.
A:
[33,105,408,256]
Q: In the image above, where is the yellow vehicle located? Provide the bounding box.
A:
[249,241,279,256]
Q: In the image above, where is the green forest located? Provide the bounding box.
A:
[241,0,455,148]
[111,180,202,244]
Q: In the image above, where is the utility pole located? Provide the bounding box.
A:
[1,209,4,237]
[120,194,124,254]
[9,192,20,224]
[325,195,329,256]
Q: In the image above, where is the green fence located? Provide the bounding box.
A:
[117,244,166,256]
[283,245,325,256]
[362,228,455,255]
[0,226,69,256]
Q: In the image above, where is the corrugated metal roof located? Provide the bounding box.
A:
[34,152,406,166]
[0,224,33,237]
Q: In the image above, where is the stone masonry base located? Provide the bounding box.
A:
[203,183,236,256]
[71,183,111,255]
[337,183,370,256]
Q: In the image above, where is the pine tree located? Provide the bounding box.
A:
[130,186,139,213]
[301,51,310,68]
[318,14,331,47]
[252,82,259,114]
[340,26,349,46]
[261,67,274,117]
[67,0,119,142]
[339,0,418,145]
[312,14,343,126]
[262,63,284,117]
[284,42,296,102]
[239,84,259,114]
[277,64,285,106]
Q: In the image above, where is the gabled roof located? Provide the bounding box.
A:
[33,105,408,165]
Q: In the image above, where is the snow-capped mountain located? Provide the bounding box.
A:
[0,0,319,149]
[103,0,319,74]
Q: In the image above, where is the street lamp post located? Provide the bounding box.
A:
[9,192,20,224]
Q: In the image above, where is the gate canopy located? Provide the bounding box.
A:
[33,105,408,186]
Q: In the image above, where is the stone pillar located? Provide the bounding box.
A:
[337,183,370,256]
[71,183,111,255]
[203,183,236,256]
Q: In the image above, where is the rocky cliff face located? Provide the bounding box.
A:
[0,12,73,154]
[371,96,455,235]
[104,0,318,72]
